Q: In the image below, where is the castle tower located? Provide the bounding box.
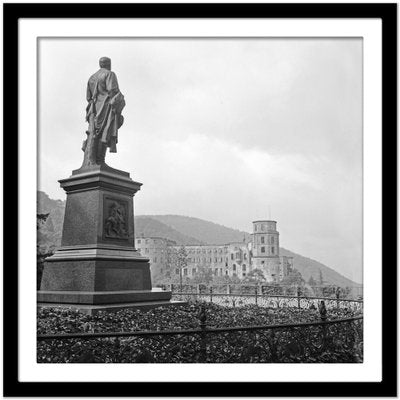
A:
[251,220,280,282]
[252,220,279,257]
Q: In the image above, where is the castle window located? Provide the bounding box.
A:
[214,268,218,275]
[214,257,218,263]
[271,236,274,244]
[231,254,234,260]
[192,268,197,275]
[271,247,275,254]
[254,225,257,232]
[261,247,265,253]
[233,264,236,271]
[261,261,265,264]
[225,270,229,275]
[261,224,265,231]
[242,272,246,277]
[183,268,188,276]
[261,236,265,244]
[242,265,246,271]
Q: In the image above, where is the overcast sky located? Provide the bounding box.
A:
[38,38,363,283]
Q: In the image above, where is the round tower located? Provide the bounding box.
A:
[252,220,279,257]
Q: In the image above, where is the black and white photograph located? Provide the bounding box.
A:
[4,3,396,396]
[36,37,364,364]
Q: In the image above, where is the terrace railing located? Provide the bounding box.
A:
[171,288,363,313]
[37,305,363,363]
[163,283,363,300]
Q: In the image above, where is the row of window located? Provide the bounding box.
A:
[176,268,247,277]
[137,247,166,254]
[188,257,225,263]
[260,246,275,254]
[137,239,166,245]
[254,223,275,232]
[187,248,227,254]
[259,236,275,245]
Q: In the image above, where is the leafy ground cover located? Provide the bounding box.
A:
[37,303,362,363]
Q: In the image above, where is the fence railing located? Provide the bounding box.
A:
[161,283,363,300]
[37,305,363,363]
[171,290,363,313]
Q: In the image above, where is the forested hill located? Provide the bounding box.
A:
[145,215,252,245]
[37,192,360,287]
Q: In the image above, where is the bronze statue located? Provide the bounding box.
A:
[81,57,125,166]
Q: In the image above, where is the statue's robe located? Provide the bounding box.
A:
[86,68,125,153]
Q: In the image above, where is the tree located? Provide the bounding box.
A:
[37,213,49,229]
[243,268,267,285]
[190,264,213,285]
[307,275,317,287]
[37,213,53,289]
[280,268,305,286]
[176,246,188,291]
[318,269,324,285]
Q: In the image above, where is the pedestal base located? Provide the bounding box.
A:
[38,166,180,314]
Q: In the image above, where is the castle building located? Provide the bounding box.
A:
[135,220,292,283]
[135,236,177,278]
[251,220,293,282]
[182,241,251,279]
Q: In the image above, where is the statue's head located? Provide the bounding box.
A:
[99,57,111,70]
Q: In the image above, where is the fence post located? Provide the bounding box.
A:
[297,286,301,309]
[210,287,213,303]
[319,300,327,348]
[255,286,258,306]
[198,305,207,362]
[336,286,341,309]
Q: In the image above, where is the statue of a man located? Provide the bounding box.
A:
[81,57,125,167]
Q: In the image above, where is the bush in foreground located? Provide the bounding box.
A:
[37,303,363,363]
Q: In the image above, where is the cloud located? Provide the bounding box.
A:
[38,37,363,283]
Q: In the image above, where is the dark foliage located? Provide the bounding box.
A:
[37,303,362,363]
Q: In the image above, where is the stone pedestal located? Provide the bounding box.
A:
[38,164,179,314]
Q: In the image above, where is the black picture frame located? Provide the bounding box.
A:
[3,3,397,397]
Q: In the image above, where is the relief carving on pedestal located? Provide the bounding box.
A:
[104,198,128,239]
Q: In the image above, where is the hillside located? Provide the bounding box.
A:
[149,215,251,245]
[279,248,359,287]
[37,191,65,251]
[135,216,205,245]
[37,191,360,287]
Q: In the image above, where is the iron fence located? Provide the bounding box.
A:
[163,283,363,299]
[171,290,363,313]
[37,305,363,363]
